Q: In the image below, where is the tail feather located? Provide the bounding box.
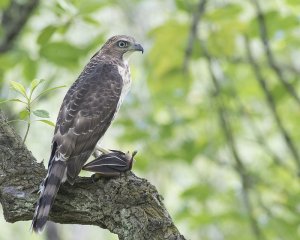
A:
[32,160,66,233]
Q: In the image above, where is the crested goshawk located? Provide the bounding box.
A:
[32,35,143,232]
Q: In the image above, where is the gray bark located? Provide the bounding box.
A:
[0,111,186,240]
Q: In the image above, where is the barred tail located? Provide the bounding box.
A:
[32,160,66,233]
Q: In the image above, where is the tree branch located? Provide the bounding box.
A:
[200,42,264,240]
[0,111,186,240]
[0,0,39,53]
[244,36,300,171]
[182,0,207,72]
[195,7,264,235]
[250,0,300,105]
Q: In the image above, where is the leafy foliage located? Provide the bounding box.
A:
[1,79,65,142]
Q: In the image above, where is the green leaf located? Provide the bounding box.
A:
[0,0,9,9]
[40,42,84,66]
[148,21,191,101]
[206,20,245,57]
[286,0,300,6]
[181,185,212,201]
[204,4,243,21]
[33,109,50,118]
[0,52,24,74]
[57,22,71,35]
[23,57,37,82]
[19,109,29,120]
[30,79,45,96]
[31,85,66,103]
[77,0,105,14]
[0,98,26,104]
[175,0,197,12]
[266,11,298,35]
[37,26,57,45]
[82,16,100,25]
[247,11,298,38]
[10,81,27,99]
[36,119,55,127]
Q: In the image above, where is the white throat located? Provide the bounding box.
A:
[115,62,131,119]
[123,51,134,62]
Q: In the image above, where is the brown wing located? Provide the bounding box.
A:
[50,62,123,184]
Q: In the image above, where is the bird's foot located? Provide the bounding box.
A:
[30,187,40,194]
[91,173,102,182]
[83,149,137,177]
[30,178,46,194]
[93,145,111,158]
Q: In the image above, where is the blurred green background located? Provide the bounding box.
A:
[1,0,300,239]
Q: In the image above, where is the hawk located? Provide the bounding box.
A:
[32,35,143,232]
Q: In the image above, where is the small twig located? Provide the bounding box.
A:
[250,0,300,105]
[182,0,208,72]
[22,98,32,144]
[244,36,300,171]
[23,117,31,144]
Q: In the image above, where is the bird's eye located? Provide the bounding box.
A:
[118,41,128,48]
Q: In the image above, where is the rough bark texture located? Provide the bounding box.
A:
[0,111,186,240]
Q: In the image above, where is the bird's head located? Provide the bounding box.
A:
[100,35,144,61]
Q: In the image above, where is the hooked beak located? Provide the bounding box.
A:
[132,43,144,54]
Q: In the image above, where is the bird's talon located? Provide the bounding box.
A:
[91,173,101,183]
[94,145,111,154]
[30,187,40,194]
